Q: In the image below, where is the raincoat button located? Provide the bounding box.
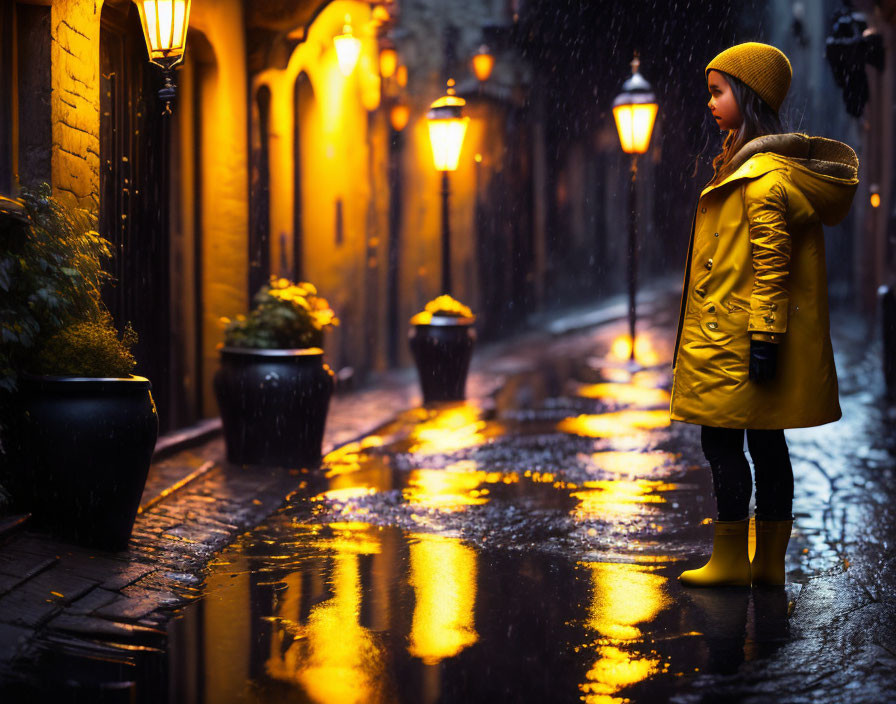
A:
[705,259,713,270]
[714,232,719,237]
[707,322,719,330]
[701,207,707,213]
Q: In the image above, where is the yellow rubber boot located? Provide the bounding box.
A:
[678,518,751,587]
[750,518,793,586]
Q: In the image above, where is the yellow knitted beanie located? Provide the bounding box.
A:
[706,42,792,113]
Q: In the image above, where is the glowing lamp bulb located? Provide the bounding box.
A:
[334,15,362,76]
[134,0,192,69]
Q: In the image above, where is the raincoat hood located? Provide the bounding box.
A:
[706,133,859,226]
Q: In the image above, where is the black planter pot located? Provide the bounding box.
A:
[10,375,159,551]
[409,316,476,403]
[214,347,335,468]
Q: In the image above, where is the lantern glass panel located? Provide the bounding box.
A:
[612,102,658,154]
[428,117,469,171]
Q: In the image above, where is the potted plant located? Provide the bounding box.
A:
[0,185,158,551]
[409,294,476,403]
[214,276,338,467]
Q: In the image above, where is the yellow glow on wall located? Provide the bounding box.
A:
[612,102,658,155]
[408,533,478,664]
[135,0,192,68]
[333,15,362,76]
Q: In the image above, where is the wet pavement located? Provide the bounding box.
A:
[2,293,896,703]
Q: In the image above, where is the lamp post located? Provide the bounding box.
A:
[612,53,657,363]
[133,0,192,114]
[426,79,469,295]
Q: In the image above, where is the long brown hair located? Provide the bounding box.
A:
[708,71,784,182]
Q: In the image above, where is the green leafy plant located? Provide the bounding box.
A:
[221,276,339,349]
[0,184,136,390]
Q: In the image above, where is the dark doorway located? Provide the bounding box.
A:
[249,85,272,299]
[99,2,172,430]
[293,73,313,281]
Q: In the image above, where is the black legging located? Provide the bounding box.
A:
[700,426,794,521]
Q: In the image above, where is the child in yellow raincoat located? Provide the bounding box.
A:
[670,43,858,587]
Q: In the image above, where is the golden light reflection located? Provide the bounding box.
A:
[408,533,478,664]
[407,405,498,455]
[572,480,677,522]
[608,334,661,366]
[265,524,385,703]
[579,561,668,702]
[576,383,670,408]
[558,411,670,438]
[403,462,515,511]
[581,451,675,478]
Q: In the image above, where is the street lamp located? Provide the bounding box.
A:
[612,53,657,363]
[427,79,469,294]
[472,44,495,83]
[133,0,192,113]
[334,14,362,76]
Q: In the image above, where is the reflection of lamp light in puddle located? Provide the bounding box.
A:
[609,333,661,366]
[408,533,478,663]
[572,479,674,522]
[583,451,675,478]
[409,405,493,454]
[265,524,384,700]
[576,382,670,408]
[404,466,491,511]
[578,562,667,701]
[558,411,670,438]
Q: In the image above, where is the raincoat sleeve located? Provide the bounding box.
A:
[743,172,791,337]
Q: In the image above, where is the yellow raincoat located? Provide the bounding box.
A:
[670,133,858,429]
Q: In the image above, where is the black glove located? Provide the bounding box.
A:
[749,339,778,384]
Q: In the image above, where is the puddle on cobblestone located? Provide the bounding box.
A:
[162,327,795,703]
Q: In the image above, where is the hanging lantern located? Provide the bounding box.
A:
[426,79,469,172]
[380,44,398,79]
[472,44,495,82]
[612,54,658,155]
[390,102,410,132]
[334,14,362,76]
[134,0,192,69]
[396,64,408,88]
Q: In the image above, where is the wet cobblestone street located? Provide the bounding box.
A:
[2,297,895,703]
